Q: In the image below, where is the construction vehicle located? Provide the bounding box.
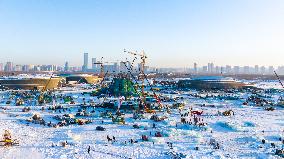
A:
[0,130,19,146]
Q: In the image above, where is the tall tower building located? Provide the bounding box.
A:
[91,58,97,70]
[254,65,259,74]
[64,62,69,72]
[194,63,198,74]
[233,66,240,74]
[268,66,274,74]
[0,63,3,71]
[83,52,88,71]
[260,66,266,74]
[4,62,13,72]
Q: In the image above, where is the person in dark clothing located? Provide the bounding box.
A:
[88,146,91,154]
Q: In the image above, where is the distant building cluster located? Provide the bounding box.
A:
[80,52,155,73]
[0,62,81,72]
[1,55,284,75]
[189,63,283,75]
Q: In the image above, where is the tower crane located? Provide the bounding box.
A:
[274,70,284,106]
[124,49,148,104]
[274,70,284,89]
[93,57,104,77]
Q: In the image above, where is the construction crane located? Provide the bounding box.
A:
[124,49,147,101]
[124,49,147,73]
[274,70,284,89]
[93,57,104,77]
[93,57,122,77]
[38,75,53,104]
[274,70,284,106]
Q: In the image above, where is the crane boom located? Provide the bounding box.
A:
[274,70,284,89]
[124,49,148,105]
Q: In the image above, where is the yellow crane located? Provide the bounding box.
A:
[38,75,53,104]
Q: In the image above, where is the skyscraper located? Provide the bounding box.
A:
[194,63,197,74]
[260,66,266,74]
[233,66,240,74]
[225,65,232,74]
[82,52,88,71]
[0,63,3,71]
[64,62,69,72]
[202,66,207,73]
[268,66,274,74]
[4,62,13,72]
[14,65,22,71]
[254,65,259,74]
[243,66,250,74]
[91,58,97,71]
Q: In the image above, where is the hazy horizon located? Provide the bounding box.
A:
[0,0,284,67]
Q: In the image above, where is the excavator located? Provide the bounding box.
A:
[0,130,19,146]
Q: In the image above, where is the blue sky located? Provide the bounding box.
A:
[0,0,284,67]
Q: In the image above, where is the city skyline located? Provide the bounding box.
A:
[2,53,284,75]
[1,0,284,67]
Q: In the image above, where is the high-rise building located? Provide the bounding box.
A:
[91,58,97,70]
[35,65,41,71]
[268,66,274,74]
[277,66,284,75]
[233,66,240,74]
[82,52,88,71]
[260,66,266,74]
[14,65,22,71]
[64,62,69,72]
[104,63,119,73]
[202,66,207,73]
[221,66,225,74]
[207,63,214,74]
[215,66,220,74]
[243,66,250,74]
[4,62,13,72]
[207,63,211,73]
[120,61,128,73]
[254,65,259,74]
[225,65,231,74]
[0,63,3,71]
[194,63,198,74]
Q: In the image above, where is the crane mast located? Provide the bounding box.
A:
[124,49,147,103]
[274,70,284,89]
[93,57,104,78]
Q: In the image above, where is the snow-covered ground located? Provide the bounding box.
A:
[0,81,284,159]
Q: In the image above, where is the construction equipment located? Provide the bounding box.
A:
[93,57,104,77]
[124,49,147,98]
[0,130,19,146]
[38,76,53,104]
[274,71,284,106]
[94,58,122,78]
[121,60,157,113]
[274,70,284,89]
